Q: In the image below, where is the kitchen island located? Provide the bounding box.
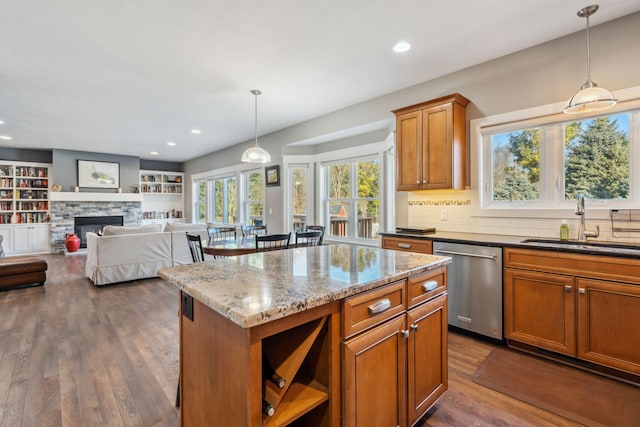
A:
[159,244,451,427]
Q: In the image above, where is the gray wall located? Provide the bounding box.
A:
[182,12,640,230]
[0,148,52,163]
[52,149,140,192]
[140,159,183,172]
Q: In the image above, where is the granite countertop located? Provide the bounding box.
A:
[380,230,640,258]
[158,244,451,329]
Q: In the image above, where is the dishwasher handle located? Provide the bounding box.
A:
[434,249,497,261]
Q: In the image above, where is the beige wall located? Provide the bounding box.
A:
[184,12,640,235]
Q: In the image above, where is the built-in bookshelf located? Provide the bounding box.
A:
[0,162,50,224]
[139,170,184,223]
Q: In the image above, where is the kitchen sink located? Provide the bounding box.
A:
[520,238,640,254]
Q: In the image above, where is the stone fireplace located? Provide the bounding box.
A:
[50,192,143,252]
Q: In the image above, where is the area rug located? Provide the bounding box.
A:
[472,347,640,427]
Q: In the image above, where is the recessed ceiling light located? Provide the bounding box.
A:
[150,151,159,155]
[0,135,12,140]
[0,120,4,125]
[167,141,176,147]
[393,41,411,53]
[191,129,201,134]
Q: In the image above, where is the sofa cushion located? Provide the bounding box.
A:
[164,223,207,233]
[102,223,163,236]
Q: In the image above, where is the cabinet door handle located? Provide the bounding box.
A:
[401,329,410,338]
[565,285,572,292]
[367,299,391,315]
[410,324,418,331]
[398,243,411,249]
[422,180,426,184]
[578,288,586,295]
[423,280,438,292]
[416,180,420,184]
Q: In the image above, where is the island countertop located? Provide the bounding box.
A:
[158,244,451,329]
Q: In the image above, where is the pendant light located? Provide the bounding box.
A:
[564,4,617,114]
[241,89,271,163]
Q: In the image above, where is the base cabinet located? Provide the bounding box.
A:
[407,294,447,426]
[504,268,575,356]
[504,247,640,376]
[3,224,51,254]
[342,269,448,427]
[577,278,640,374]
[343,315,407,427]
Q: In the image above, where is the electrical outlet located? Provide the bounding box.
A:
[440,209,448,221]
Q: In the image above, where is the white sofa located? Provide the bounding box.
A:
[85,223,209,286]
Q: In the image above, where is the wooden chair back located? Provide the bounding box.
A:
[295,230,323,247]
[186,233,205,263]
[255,233,291,252]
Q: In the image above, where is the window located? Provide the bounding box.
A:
[563,115,629,200]
[324,157,380,242]
[243,169,264,225]
[480,102,639,211]
[194,179,207,223]
[211,175,237,223]
[289,164,309,231]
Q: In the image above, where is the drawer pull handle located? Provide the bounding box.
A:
[423,281,438,292]
[578,288,586,295]
[565,285,572,292]
[398,243,412,249]
[368,299,391,315]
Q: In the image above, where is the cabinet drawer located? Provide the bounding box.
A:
[407,267,447,308]
[343,280,406,339]
[381,236,432,254]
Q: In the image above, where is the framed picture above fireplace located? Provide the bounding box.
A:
[77,160,120,189]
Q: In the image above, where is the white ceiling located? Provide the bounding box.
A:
[1,1,639,162]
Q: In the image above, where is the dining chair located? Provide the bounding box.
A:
[178,232,206,408]
[209,226,237,243]
[295,230,323,247]
[186,233,205,263]
[242,224,268,240]
[305,225,325,245]
[255,233,291,252]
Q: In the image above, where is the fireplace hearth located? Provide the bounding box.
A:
[74,216,124,248]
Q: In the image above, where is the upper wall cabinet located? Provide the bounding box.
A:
[393,93,469,191]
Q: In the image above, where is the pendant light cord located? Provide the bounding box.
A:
[252,89,261,148]
[585,13,591,82]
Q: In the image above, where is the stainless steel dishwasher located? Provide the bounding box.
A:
[433,241,503,339]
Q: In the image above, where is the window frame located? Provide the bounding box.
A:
[283,136,393,245]
[471,87,640,219]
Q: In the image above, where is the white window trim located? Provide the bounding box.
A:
[470,85,640,220]
[283,136,393,245]
[191,162,265,224]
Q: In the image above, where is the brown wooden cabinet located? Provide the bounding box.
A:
[342,268,448,426]
[343,314,407,427]
[576,278,640,374]
[504,268,575,356]
[381,235,432,254]
[179,296,341,427]
[504,247,640,376]
[393,94,469,191]
[407,293,447,426]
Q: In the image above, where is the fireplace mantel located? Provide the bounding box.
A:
[50,192,143,202]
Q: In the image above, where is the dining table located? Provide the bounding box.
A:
[203,238,258,257]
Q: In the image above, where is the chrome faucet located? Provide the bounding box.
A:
[575,193,599,242]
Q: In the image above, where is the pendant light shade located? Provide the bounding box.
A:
[242,90,271,163]
[564,5,617,114]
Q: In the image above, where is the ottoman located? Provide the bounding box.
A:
[0,256,48,291]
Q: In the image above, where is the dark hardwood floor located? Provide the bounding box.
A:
[0,253,583,426]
